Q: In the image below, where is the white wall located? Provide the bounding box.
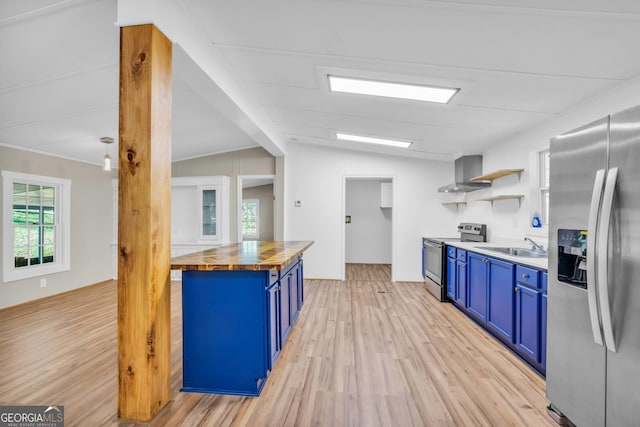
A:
[0,145,113,309]
[456,74,640,244]
[284,143,457,282]
[345,179,392,264]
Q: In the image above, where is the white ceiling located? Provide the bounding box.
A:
[2,0,640,166]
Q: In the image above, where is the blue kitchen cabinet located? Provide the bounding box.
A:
[514,266,542,365]
[447,247,546,375]
[540,272,548,369]
[181,256,305,396]
[467,252,488,321]
[182,270,269,396]
[447,254,456,300]
[267,280,280,369]
[455,250,467,306]
[486,257,515,343]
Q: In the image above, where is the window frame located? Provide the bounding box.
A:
[242,198,260,240]
[2,171,71,282]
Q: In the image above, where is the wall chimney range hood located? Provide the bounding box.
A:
[438,155,491,193]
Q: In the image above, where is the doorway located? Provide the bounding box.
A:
[343,177,395,281]
[237,175,276,242]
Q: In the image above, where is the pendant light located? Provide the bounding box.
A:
[100,137,114,171]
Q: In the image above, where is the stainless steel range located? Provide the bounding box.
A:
[422,223,486,301]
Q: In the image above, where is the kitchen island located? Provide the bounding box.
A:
[171,240,313,396]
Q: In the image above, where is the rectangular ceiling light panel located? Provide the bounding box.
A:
[336,132,412,148]
[328,75,458,104]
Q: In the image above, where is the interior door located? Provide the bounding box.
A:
[605,105,640,426]
[546,117,608,427]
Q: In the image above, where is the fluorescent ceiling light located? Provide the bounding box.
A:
[328,75,458,104]
[336,132,412,149]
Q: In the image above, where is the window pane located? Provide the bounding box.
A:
[29,246,41,265]
[14,247,28,268]
[27,207,41,224]
[202,189,217,236]
[541,150,550,187]
[28,184,41,205]
[542,189,550,224]
[242,201,258,237]
[43,206,55,225]
[13,206,26,224]
[28,226,40,247]
[13,183,27,205]
[43,226,55,245]
[42,246,55,263]
[42,186,55,206]
[14,226,28,247]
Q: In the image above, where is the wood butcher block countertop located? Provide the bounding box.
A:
[171,240,314,271]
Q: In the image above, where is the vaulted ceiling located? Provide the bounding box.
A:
[2,0,640,166]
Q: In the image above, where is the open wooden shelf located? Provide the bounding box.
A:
[470,169,524,182]
[473,194,524,207]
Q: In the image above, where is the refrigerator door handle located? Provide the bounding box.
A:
[598,167,618,352]
[587,168,606,346]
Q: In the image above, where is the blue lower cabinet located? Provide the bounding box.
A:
[467,253,488,321]
[181,257,305,396]
[515,283,541,362]
[456,255,467,306]
[447,256,456,300]
[447,248,547,376]
[486,258,515,342]
[541,272,548,369]
[267,282,280,369]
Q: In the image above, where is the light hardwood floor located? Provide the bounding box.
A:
[0,264,554,426]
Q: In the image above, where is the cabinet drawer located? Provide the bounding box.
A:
[516,265,540,289]
[447,246,457,258]
[457,249,467,262]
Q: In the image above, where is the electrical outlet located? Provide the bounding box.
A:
[40,278,47,288]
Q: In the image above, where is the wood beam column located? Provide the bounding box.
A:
[117,24,172,422]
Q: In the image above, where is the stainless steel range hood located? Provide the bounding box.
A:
[438,155,491,193]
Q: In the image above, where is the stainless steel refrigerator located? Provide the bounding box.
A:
[547,104,640,426]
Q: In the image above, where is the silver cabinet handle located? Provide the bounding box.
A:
[515,287,519,292]
[522,273,529,279]
[598,167,618,352]
[587,168,606,346]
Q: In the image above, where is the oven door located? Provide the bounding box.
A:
[424,239,443,285]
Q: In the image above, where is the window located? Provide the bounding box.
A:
[242,199,260,240]
[201,188,217,237]
[539,149,550,224]
[2,171,71,282]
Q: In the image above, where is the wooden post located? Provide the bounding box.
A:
[117,24,172,422]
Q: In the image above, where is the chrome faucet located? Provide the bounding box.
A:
[524,237,545,253]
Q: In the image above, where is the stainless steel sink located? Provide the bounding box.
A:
[476,246,548,258]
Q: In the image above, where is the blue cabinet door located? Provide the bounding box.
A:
[289,266,299,323]
[467,253,488,321]
[515,283,541,362]
[267,283,280,369]
[447,257,456,300]
[487,258,515,342]
[280,271,292,344]
[456,260,467,306]
[540,272,548,368]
